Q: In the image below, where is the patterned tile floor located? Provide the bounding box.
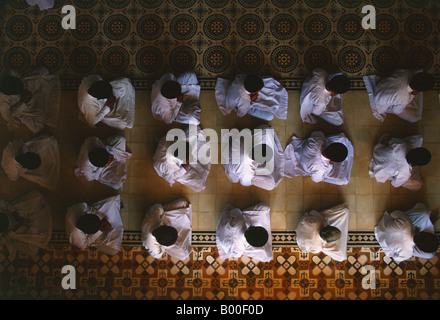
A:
[1,243,439,300]
[1,0,440,300]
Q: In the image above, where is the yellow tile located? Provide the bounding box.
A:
[356,195,374,213]
[285,177,304,194]
[373,195,392,212]
[286,211,303,231]
[270,211,286,231]
[303,177,320,195]
[356,177,373,195]
[286,195,304,212]
[269,193,287,212]
[199,194,217,212]
[304,195,321,211]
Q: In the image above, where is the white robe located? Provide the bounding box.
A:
[77,74,135,129]
[141,198,192,261]
[0,190,52,257]
[65,195,123,255]
[284,131,354,185]
[153,126,211,192]
[1,134,60,190]
[151,72,201,125]
[295,203,349,261]
[216,202,273,262]
[222,125,284,191]
[363,69,423,123]
[215,74,288,120]
[300,69,344,126]
[74,135,131,190]
[369,134,423,190]
[0,68,60,133]
[375,203,436,262]
[26,0,54,10]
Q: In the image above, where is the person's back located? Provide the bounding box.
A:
[65,195,123,255]
[296,203,349,261]
[300,69,349,126]
[74,135,131,190]
[216,203,272,262]
[284,132,349,183]
[141,198,192,261]
[364,70,434,122]
[0,190,52,256]
[78,75,135,129]
[153,126,211,192]
[0,69,60,133]
[1,134,60,190]
[369,134,430,190]
[375,203,439,262]
[151,72,201,125]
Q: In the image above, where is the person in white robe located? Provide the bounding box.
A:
[153,125,211,192]
[216,202,272,262]
[369,134,431,191]
[284,131,354,185]
[77,74,135,129]
[375,203,439,262]
[74,135,131,190]
[296,203,349,261]
[65,195,123,255]
[26,0,54,10]
[0,190,51,257]
[1,134,60,190]
[151,72,201,125]
[363,70,434,123]
[300,68,350,126]
[141,198,192,261]
[222,124,284,191]
[215,74,288,121]
[0,68,60,133]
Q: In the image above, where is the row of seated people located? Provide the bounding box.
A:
[0,67,435,134]
[0,193,438,263]
[0,126,431,195]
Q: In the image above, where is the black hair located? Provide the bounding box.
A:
[323,143,348,163]
[244,75,264,93]
[15,152,42,170]
[0,212,10,234]
[152,225,178,246]
[409,72,435,92]
[76,214,101,235]
[245,226,269,247]
[326,75,350,94]
[88,147,110,168]
[406,147,431,167]
[88,80,113,100]
[160,80,182,99]
[414,231,439,254]
[319,225,342,242]
[0,76,24,95]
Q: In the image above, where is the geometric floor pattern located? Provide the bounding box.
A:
[2,0,440,88]
[1,241,439,300]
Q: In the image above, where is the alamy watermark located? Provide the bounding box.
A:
[165,125,276,175]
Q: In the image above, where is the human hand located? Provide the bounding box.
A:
[107,154,115,165]
[100,218,112,232]
[105,95,117,109]
[21,89,32,104]
[250,91,259,104]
